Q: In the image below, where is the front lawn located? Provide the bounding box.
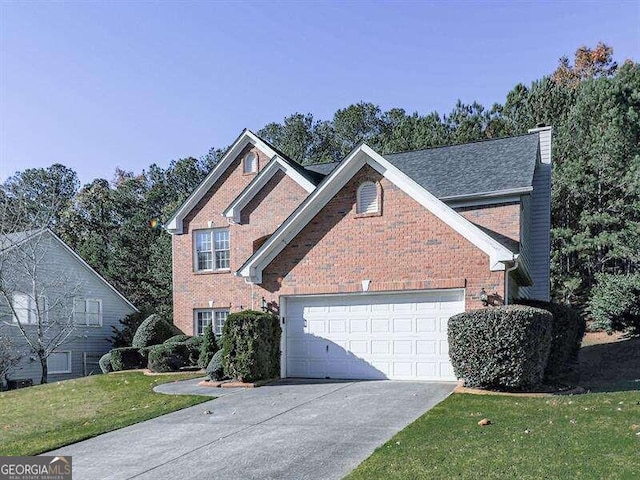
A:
[0,372,209,456]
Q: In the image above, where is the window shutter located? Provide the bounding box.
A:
[357,182,379,214]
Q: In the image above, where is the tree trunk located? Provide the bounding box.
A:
[40,356,48,384]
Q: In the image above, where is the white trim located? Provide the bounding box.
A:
[47,350,72,374]
[223,156,316,223]
[441,187,532,206]
[237,144,517,283]
[193,227,230,272]
[243,151,258,174]
[166,130,278,234]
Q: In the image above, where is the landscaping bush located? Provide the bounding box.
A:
[163,334,191,344]
[109,347,145,371]
[131,314,183,349]
[206,350,225,381]
[448,305,553,389]
[99,352,113,374]
[147,343,190,373]
[588,273,640,334]
[222,310,281,382]
[517,299,586,379]
[183,336,204,366]
[198,324,219,368]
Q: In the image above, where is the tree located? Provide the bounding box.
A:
[553,42,617,87]
[0,331,21,387]
[0,197,83,384]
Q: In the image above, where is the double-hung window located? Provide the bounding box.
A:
[12,292,46,324]
[195,228,230,271]
[194,309,228,336]
[74,299,103,326]
[47,351,72,374]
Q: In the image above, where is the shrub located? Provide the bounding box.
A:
[109,347,145,371]
[222,310,281,382]
[99,353,113,374]
[147,343,190,373]
[448,305,553,389]
[588,273,640,334]
[198,324,219,368]
[132,314,183,348]
[516,299,586,379]
[183,336,204,366]
[206,350,225,381]
[164,334,190,344]
[110,310,148,348]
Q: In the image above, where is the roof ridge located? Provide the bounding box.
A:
[384,132,538,157]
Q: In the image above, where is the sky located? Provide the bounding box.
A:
[1,1,638,185]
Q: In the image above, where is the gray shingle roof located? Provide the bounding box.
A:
[383,133,539,198]
[303,162,340,176]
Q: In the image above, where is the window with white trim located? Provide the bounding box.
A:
[47,351,72,374]
[194,309,229,336]
[195,228,230,271]
[74,298,103,326]
[356,181,379,214]
[243,152,258,173]
[12,292,46,324]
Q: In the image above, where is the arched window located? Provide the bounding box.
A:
[243,152,257,173]
[356,181,379,214]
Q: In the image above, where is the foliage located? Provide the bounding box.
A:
[131,314,181,349]
[0,333,22,385]
[206,350,225,381]
[516,299,585,379]
[110,310,149,348]
[147,343,191,373]
[222,310,281,382]
[164,334,191,344]
[198,323,219,368]
[183,335,204,365]
[98,353,113,374]
[448,306,553,389]
[588,273,640,334]
[109,347,145,371]
[345,391,640,480]
[0,372,208,456]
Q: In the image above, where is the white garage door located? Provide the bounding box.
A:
[284,290,464,381]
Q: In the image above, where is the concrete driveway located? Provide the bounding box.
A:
[47,379,454,480]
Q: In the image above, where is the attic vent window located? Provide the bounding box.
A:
[243,152,258,173]
[356,181,380,215]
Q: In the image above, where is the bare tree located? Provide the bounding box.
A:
[0,194,82,384]
[0,332,21,388]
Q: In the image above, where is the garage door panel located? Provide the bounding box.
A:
[285,290,464,381]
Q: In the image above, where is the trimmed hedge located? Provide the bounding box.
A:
[99,352,113,374]
[206,350,225,381]
[516,299,586,379]
[448,305,553,389]
[164,334,191,344]
[109,347,145,371]
[147,343,190,373]
[222,310,281,382]
[132,314,183,348]
[198,323,219,368]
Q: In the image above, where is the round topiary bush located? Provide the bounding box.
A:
[448,305,553,389]
[147,343,190,373]
[109,347,145,371]
[99,352,113,374]
[206,350,225,381]
[132,314,183,348]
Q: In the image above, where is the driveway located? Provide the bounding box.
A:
[47,379,454,480]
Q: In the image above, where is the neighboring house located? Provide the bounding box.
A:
[167,126,552,381]
[0,229,137,384]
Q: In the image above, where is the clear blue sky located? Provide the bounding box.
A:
[1,1,638,184]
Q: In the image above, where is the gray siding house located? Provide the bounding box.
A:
[0,229,137,385]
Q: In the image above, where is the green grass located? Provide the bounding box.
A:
[346,391,640,480]
[0,372,210,456]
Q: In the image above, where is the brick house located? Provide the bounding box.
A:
[167,126,552,381]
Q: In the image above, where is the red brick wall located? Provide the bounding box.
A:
[259,165,505,311]
[172,146,309,334]
[456,203,521,242]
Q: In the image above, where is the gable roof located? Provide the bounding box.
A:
[384,133,539,199]
[237,144,518,284]
[223,154,316,224]
[0,229,138,312]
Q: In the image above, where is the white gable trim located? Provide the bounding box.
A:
[165,130,278,234]
[237,144,517,283]
[223,155,316,224]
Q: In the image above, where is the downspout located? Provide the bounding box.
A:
[504,259,519,306]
